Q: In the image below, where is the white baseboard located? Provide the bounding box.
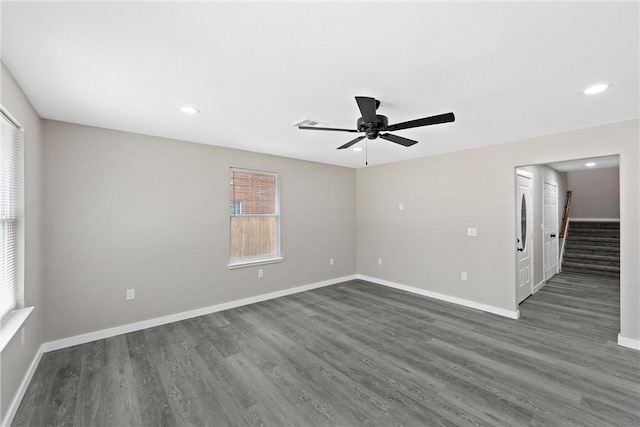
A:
[41,275,356,353]
[533,279,546,294]
[356,275,520,319]
[618,334,640,351]
[2,344,44,427]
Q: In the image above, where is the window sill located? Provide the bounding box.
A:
[0,306,34,352]
[228,257,284,270]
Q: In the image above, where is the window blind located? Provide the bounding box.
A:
[0,109,23,321]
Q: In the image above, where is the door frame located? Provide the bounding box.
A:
[542,179,559,286]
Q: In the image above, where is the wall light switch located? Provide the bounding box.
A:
[399,202,404,211]
[467,227,478,237]
[258,269,264,278]
[21,327,26,346]
[329,258,334,266]
[126,289,135,300]
[461,272,468,281]
[378,258,383,265]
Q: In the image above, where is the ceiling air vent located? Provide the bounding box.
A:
[292,118,324,127]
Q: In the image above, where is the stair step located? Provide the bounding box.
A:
[567,236,620,247]
[569,221,620,230]
[564,252,619,261]
[562,261,620,275]
[563,253,620,267]
[565,251,620,261]
[562,262,620,271]
[568,229,620,238]
[565,244,619,253]
[562,265,620,278]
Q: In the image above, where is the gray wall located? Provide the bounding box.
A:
[567,167,620,219]
[0,63,43,422]
[43,121,357,341]
[357,119,639,342]
[517,165,567,288]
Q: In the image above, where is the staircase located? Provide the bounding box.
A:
[562,221,620,278]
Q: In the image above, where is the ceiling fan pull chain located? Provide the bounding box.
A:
[365,139,368,166]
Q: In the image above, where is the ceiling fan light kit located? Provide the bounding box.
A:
[298,96,455,152]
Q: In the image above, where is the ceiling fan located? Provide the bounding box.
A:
[298,96,455,150]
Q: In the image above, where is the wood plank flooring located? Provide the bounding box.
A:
[13,273,640,426]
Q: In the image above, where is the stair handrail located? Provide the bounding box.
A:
[559,191,572,238]
[558,191,572,272]
[559,219,569,272]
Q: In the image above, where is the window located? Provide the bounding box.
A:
[229,200,242,216]
[1,108,24,321]
[229,168,281,267]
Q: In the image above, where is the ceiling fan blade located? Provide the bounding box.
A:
[298,125,360,133]
[337,135,366,150]
[355,96,378,123]
[387,112,455,132]
[379,133,418,147]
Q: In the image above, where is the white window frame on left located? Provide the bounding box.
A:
[0,105,33,352]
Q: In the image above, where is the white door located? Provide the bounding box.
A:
[516,172,533,304]
[543,181,559,282]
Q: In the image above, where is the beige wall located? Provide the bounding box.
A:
[567,167,620,219]
[42,121,357,341]
[357,119,639,342]
[0,63,44,422]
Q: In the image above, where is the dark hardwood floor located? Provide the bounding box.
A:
[13,273,640,426]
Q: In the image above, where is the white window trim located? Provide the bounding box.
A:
[228,168,281,269]
[228,256,285,270]
[0,306,34,352]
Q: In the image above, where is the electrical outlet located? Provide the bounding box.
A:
[126,288,135,300]
[378,258,383,265]
[258,269,264,278]
[329,258,334,266]
[461,272,468,281]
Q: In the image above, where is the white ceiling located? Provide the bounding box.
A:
[546,155,619,172]
[1,2,638,169]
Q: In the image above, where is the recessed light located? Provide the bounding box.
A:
[585,162,596,167]
[583,83,610,95]
[353,147,363,152]
[181,106,200,114]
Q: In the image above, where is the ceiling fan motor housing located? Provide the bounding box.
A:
[357,115,388,139]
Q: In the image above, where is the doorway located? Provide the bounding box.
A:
[514,155,626,348]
